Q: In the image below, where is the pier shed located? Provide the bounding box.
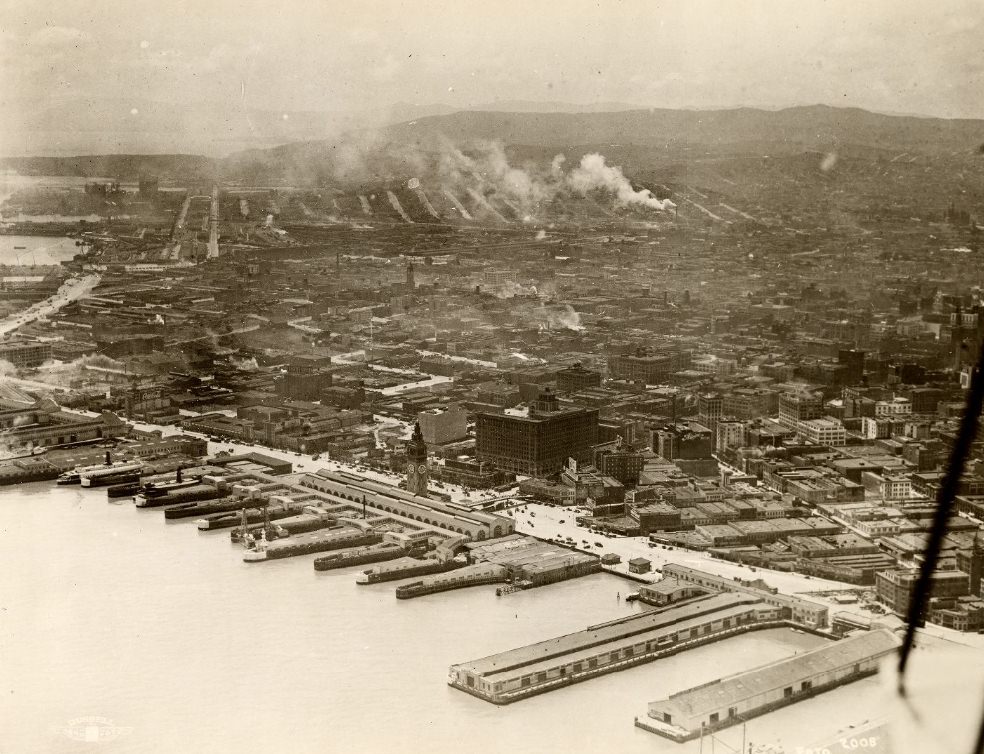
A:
[644,629,899,740]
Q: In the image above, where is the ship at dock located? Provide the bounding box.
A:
[231,508,336,543]
[106,481,141,498]
[163,495,257,520]
[313,536,427,572]
[57,456,143,486]
[395,563,509,599]
[243,524,382,562]
[80,461,143,487]
[356,555,463,585]
[197,501,305,531]
[128,476,200,502]
[135,482,224,508]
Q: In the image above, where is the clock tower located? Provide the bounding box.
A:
[406,421,429,497]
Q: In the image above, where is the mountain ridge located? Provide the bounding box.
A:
[4,104,983,183]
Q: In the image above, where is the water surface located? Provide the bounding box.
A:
[0,482,888,754]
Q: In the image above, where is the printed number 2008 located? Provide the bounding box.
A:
[839,738,879,750]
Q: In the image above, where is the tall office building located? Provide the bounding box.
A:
[279,355,333,401]
[697,393,723,431]
[475,388,599,477]
[838,349,866,385]
[778,391,824,428]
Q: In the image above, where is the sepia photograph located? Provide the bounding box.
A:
[1,1,983,752]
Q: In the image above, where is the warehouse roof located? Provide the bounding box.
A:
[454,592,758,677]
[652,629,899,719]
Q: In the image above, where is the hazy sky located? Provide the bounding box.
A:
[1,0,982,154]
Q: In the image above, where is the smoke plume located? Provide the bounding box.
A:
[566,153,675,210]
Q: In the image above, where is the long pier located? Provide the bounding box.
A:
[638,628,899,741]
[448,592,805,704]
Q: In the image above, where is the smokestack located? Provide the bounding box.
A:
[105,450,111,465]
[176,466,183,483]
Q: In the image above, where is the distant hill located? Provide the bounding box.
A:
[463,100,646,114]
[203,104,984,188]
[0,154,219,180]
[381,105,984,156]
[5,105,984,186]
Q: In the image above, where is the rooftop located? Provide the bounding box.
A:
[652,629,899,719]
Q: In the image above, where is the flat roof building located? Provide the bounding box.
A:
[0,338,52,369]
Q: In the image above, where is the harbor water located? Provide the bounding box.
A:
[0,235,82,266]
[0,482,889,754]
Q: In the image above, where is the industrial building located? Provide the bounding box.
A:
[643,629,899,741]
[0,338,52,369]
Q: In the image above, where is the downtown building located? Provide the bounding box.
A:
[608,347,692,385]
[475,388,598,477]
[0,338,53,369]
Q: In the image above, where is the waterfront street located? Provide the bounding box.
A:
[0,272,101,337]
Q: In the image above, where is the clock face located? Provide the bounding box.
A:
[418,465,427,474]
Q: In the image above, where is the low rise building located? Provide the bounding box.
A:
[0,338,52,368]
[875,568,970,615]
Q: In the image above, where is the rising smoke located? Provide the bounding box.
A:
[229,355,260,371]
[533,303,583,331]
[565,153,676,210]
[30,354,127,387]
[434,141,674,218]
[285,130,675,222]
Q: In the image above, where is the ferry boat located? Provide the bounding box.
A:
[80,461,144,487]
[57,456,125,485]
[134,484,222,509]
[135,477,199,500]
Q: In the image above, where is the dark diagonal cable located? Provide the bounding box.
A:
[897,338,984,693]
[974,695,984,754]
